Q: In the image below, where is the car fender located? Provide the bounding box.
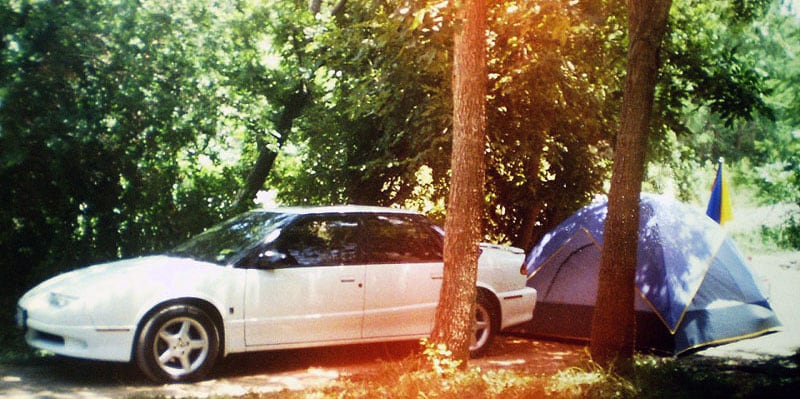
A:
[80,258,246,333]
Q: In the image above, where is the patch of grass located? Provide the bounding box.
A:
[310,339,550,399]
[548,361,638,398]
[759,213,800,251]
[633,353,800,399]
[0,327,37,364]
[633,356,740,399]
[259,357,550,399]
[226,341,550,399]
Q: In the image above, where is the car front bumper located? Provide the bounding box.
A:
[18,306,135,362]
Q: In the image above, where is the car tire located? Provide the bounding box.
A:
[469,290,498,358]
[135,304,220,383]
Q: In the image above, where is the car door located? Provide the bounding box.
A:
[242,214,366,347]
[361,214,445,338]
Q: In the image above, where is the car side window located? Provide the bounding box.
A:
[271,215,361,267]
[362,214,443,264]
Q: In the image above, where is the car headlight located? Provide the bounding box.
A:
[48,292,79,308]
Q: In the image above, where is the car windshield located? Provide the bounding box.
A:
[170,211,290,265]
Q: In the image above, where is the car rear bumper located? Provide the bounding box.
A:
[498,287,537,330]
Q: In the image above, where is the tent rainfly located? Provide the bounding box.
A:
[522,193,781,355]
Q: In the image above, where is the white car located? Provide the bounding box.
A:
[17,206,536,382]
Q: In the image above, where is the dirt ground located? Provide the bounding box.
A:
[1,252,797,399]
[0,336,588,399]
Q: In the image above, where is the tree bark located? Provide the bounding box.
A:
[430,0,487,365]
[589,0,672,372]
[517,202,542,251]
[516,138,544,251]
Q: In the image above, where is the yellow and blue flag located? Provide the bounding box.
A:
[706,159,733,225]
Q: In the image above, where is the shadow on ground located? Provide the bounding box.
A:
[639,350,800,398]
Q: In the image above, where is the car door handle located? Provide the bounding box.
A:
[430,274,443,280]
[340,277,363,288]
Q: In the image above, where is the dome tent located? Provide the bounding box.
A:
[522,193,781,355]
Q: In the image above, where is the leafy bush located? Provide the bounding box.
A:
[758,212,800,250]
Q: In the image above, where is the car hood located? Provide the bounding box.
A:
[22,255,220,299]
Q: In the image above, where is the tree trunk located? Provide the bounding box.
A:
[232,0,344,212]
[430,0,487,365]
[589,0,672,372]
[232,83,308,213]
[516,139,544,251]
[517,202,542,251]
[232,141,282,213]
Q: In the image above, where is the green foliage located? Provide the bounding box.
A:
[645,0,776,201]
[741,7,800,211]
[484,0,618,245]
[0,0,254,333]
[642,0,800,234]
[270,0,786,249]
[548,364,638,398]
[269,0,619,248]
[760,215,800,249]
[721,2,800,248]
[420,338,463,376]
[271,0,456,207]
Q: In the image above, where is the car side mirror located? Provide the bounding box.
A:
[261,250,289,265]
[239,249,294,269]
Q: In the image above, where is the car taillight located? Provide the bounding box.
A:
[520,262,527,275]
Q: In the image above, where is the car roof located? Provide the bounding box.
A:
[256,205,422,216]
